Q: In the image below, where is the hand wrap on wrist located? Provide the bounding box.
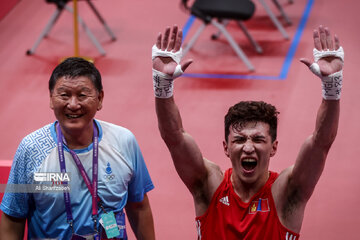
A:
[152,45,183,98]
[309,47,344,100]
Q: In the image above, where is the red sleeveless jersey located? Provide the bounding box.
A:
[195,169,300,240]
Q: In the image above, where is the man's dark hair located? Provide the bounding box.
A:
[224,101,279,142]
[180,0,190,11]
[49,57,103,93]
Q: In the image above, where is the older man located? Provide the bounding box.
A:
[0,58,155,240]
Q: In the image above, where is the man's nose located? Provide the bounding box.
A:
[67,96,81,110]
[242,140,255,153]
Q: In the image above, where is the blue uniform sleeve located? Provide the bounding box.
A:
[0,138,31,218]
[126,135,154,203]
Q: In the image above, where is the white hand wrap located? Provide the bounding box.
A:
[152,45,184,98]
[309,47,344,100]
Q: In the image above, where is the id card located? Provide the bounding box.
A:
[99,211,127,239]
[100,211,120,238]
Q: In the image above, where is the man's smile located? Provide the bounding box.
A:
[65,114,84,119]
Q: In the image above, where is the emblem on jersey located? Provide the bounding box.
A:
[249,198,270,214]
[104,162,115,182]
[219,196,230,206]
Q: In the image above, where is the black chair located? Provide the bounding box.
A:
[26,0,116,56]
[182,0,261,71]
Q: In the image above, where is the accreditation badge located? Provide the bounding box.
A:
[99,210,127,239]
[100,211,120,238]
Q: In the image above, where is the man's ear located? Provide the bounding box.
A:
[270,140,278,157]
[223,140,230,158]
[97,90,104,111]
[50,93,54,110]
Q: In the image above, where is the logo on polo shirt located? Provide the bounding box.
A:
[104,162,115,182]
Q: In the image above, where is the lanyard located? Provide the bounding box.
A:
[56,121,99,232]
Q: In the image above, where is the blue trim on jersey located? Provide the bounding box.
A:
[49,120,104,154]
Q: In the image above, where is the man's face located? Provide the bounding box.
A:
[50,76,104,136]
[223,121,278,185]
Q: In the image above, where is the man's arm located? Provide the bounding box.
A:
[273,25,343,231]
[0,212,26,240]
[153,26,223,205]
[156,97,208,189]
[125,194,155,240]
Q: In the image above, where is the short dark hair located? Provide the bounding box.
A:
[181,0,190,10]
[49,57,103,93]
[224,101,279,142]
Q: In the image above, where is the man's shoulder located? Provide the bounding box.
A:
[16,123,56,162]
[194,160,224,199]
[97,120,132,134]
[271,166,292,194]
[8,124,56,184]
[20,123,55,150]
[97,119,135,140]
